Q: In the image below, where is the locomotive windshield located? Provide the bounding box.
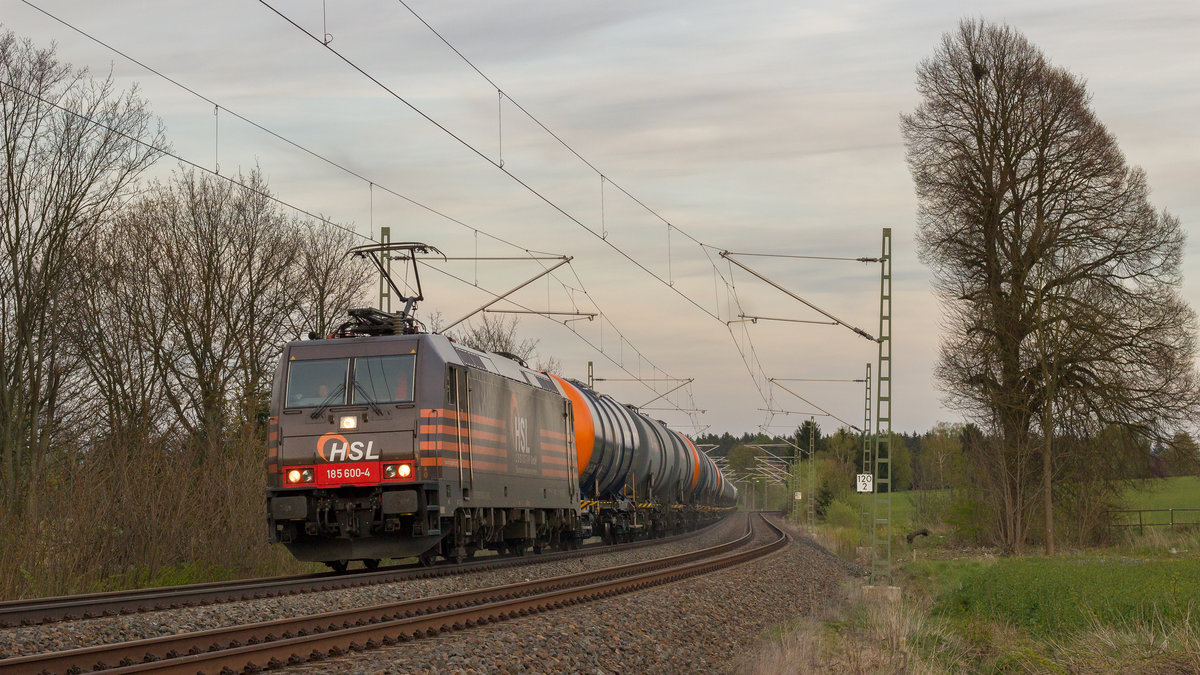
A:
[286,358,349,407]
[284,354,416,408]
[353,354,415,404]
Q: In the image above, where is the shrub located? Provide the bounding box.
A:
[945,492,989,545]
[826,498,858,529]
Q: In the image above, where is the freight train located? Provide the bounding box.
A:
[265,244,737,571]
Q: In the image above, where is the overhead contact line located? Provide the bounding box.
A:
[0,78,365,244]
[263,0,869,426]
[19,0,560,258]
[257,1,776,389]
[20,0,700,421]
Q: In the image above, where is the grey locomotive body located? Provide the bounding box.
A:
[266,332,581,569]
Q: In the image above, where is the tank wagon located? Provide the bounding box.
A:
[265,243,736,571]
[555,376,737,541]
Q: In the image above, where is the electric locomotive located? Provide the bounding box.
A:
[265,243,736,570]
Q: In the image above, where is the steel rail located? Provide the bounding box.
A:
[0,517,731,627]
[2,514,787,672]
[3,515,784,675]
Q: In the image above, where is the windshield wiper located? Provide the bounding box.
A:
[353,382,385,416]
[309,383,347,419]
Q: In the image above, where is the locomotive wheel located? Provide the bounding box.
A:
[363,558,381,571]
[325,560,348,573]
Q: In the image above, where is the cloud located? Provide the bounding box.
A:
[7,0,1199,433]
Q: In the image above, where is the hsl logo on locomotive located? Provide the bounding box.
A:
[509,393,533,464]
[316,432,380,462]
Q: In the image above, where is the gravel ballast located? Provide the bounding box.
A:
[0,517,746,661]
[290,516,861,674]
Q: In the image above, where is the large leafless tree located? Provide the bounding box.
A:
[902,19,1199,553]
[289,220,373,340]
[0,28,384,593]
[0,29,162,508]
[106,168,372,459]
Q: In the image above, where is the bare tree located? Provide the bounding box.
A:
[0,29,162,508]
[902,19,1199,553]
[123,167,302,457]
[442,312,560,372]
[288,220,373,340]
[916,422,963,491]
[449,313,537,360]
[73,209,173,445]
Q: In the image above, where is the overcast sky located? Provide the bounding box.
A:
[5,0,1198,436]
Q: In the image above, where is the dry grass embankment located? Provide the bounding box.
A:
[0,439,312,600]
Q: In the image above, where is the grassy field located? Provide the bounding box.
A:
[743,476,1200,673]
[918,554,1200,633]
[832,476,1200,538]
[852,475,1199,526]
[1123,475,1200,509]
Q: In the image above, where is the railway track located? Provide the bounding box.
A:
[0,519,725,628]
[0,513,785,674]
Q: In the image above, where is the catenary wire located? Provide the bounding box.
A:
[388,0,881,427]
[257,0,726,325]
[264,0,870,428]
[30,0,862,431]
[5,66,697,421]
[392,0,705,248]
[18,0,561,259]
[423,262,700,425]
[19,0,699,404]
[0,77,369,244]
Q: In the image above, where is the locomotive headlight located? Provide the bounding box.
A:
[339,415,358,430]
[385,465,397,478]
[397,463,413,479]
[287,469,302,484]
[301,468,314,482]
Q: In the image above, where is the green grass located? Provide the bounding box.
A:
[1123,476,1200,510]
[1110,476,1200,528]
[91,557,324,594]
[804,477,1200,672]
[842,491,916,531]
[918,555,1200,636]
[94,561,243,593]
[839,477,1199,533]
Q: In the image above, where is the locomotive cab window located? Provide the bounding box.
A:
[353,354,416,404]
[286,358,349,408]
